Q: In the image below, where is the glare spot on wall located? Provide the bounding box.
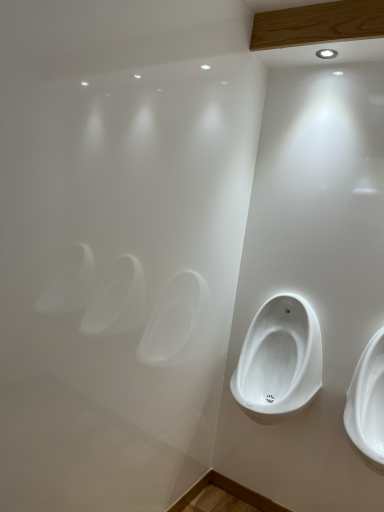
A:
[83,100,105,149]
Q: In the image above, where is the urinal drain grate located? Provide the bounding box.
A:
[266,395,275,403]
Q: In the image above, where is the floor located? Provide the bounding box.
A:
[182,485,261,512]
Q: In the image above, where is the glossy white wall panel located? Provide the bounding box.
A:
[0,52,268,511]
[214,63,384,512]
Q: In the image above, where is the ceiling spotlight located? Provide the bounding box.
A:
[221,81,229,85]
[316,49,338,59]
[333,71,344,76]
[134,74,142,79]
[81,81,89,87]
[200,64,212,70]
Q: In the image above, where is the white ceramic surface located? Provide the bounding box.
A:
[35,243,95,314]
[214,63,384,512]
[137,271,211,367]
[344,327,384,475]
[231,293,322,424]
[80,255,145,337]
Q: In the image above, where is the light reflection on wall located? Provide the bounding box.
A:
[83,99,106,149]
[0,53,269,512]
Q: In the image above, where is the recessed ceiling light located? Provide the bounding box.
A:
[81,81,89,87]
[134,74,142,79]
[316,49,338,59]
[333,71,344,76]
[200,64,212,71]
[221,81,229,85]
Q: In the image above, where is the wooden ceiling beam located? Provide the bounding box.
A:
[250,0,384,51]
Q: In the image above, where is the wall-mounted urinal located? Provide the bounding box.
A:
[35,243,95,314]
[231,293,322,425]
[136,270,211,367]
[344,327,384,475]
[79,255,145,337]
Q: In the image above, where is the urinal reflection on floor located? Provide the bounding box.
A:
[136,270,211,367]
[231,293,322,425]
[79,255,145,337]
[35,243,95,314]
[344,327,384,475]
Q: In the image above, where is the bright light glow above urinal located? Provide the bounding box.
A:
[81,81,89,87]
[316,49,338,59]
[352,187,380,195]
[221,81,229,85]
[134,74,142,79]
[333,72,344,76]
[200,64,212,70]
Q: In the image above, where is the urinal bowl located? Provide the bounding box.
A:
[231,293,322,425]
[344,327,384,475]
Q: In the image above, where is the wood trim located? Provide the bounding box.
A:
[250,0,384,51]
[165,469,212,512]
[166,468,294,512]
[210,471,294,512]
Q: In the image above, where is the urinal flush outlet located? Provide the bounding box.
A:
[266,395,275,404]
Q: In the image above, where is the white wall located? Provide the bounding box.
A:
[0,53,268,512]
[213,62,384,512]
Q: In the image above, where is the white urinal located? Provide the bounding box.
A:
[136,270,210,367]
[35,243,95,314]
[344,327,384,475]
[231,293,322,425]
[79,255,145,337]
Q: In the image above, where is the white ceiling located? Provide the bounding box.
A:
[0,0,251,58]
[2,0,383,79]
[257,39,384,69]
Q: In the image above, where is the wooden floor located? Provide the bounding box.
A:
[182,484,262,512]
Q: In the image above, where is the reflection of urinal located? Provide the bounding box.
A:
[79,255,145,337]
[35,244,95,314]
[136,270,210,367]
[231,293,322,425]
[344,327,384,475]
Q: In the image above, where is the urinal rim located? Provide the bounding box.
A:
[232,292,321,414]
[355,327,384,429]
[35,243,94,314]
[136,269,209,367]
[79,254,143,336]
[346,326,384,470]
